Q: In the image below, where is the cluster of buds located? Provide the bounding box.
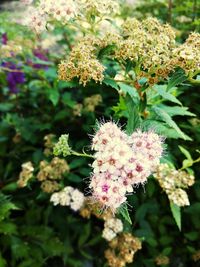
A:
[89,122,164,212]
[43,134,56,156]
[155,255,170,266]
[83,94,102,112]
[53,134,71,157]
[192,250,200,262]
[105,233,142,267]
[72,94,102,116]
[173,32,200,76]
[17,162,34,188]
[154,163,195,207]
[58,42,105,86]
[50,186,85,211]
[76,0,119,18]
[37,157,69,193]
[79,197,113,220]
[102,218,123,241]
[0,40,22,58]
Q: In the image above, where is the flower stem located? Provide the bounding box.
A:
[71,150,94,158]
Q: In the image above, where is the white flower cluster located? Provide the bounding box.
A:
[155,163,195,207]
[50,186,85,211]
[77,0,120,17]
[25,0,77,33]
[89,122,164,211]
[102,218,123,241]
[24,0,119,34]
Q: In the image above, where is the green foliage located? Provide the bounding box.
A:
[0,2,199,267]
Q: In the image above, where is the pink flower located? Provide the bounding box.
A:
[89,122,164,211]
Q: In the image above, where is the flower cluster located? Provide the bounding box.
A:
[58,41,105,86]
[37,157,69,193]
[17,162,34,188]
[24,0,119,34]
[43,134,56,156]
[25,0,77,33]
[84,94,102,112]
[53,134,71,157]
[154,163,195,206]
[155,255,170,266]
[58,16,200,87]
[77,0,119,17]
[102,218,123,241]
[79,197,113,220]
[192,250,200,262]
[50,186,85,211]
[173,32,200,76]
[115,17,176,80]
[89,122,164,211]
[72,94,102,116]
[105,233,142,267]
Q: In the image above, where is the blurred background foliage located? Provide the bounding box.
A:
[0,1,200,267]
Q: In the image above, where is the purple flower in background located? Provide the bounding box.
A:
[1,33,8,45]
[2,62,25,94]
[33,48,49,69]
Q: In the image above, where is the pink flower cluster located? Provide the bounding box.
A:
[89,122,164,211]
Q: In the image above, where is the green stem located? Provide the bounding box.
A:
[71,150,94,159]
[188,77,200,85]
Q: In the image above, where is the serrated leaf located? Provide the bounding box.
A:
[118,204,132,225]
[158,104,195,117]
[103,78,119,90]
[154,85,182,105]
[170,202,181,230]
[142,119,192,140]
[167,70,187,90]
[119,83,139,103]
[153,106,190,140]
[125,94,141,134]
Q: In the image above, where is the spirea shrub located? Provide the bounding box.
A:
[0,0,200,266]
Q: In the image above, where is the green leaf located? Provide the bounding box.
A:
[158,104,195,117]
[98,44,116,59]
[170,202,181,230]
[162,247,172,256]
[67,173,82,183]
[167,69,187,90]
[184,231,199,241]
[118,204,132,225]
[103,78,119,90]
[0,103,14,112]
[78,223,91,247]
[0,222,17,234]
[178,146,192,160]
[125,94,141,134]
[48,88,59,106]
[182,159,193,169]
[154,85,182,105]
[153,106,190,140]
[0,253,7,267]
[119,83,139,103]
